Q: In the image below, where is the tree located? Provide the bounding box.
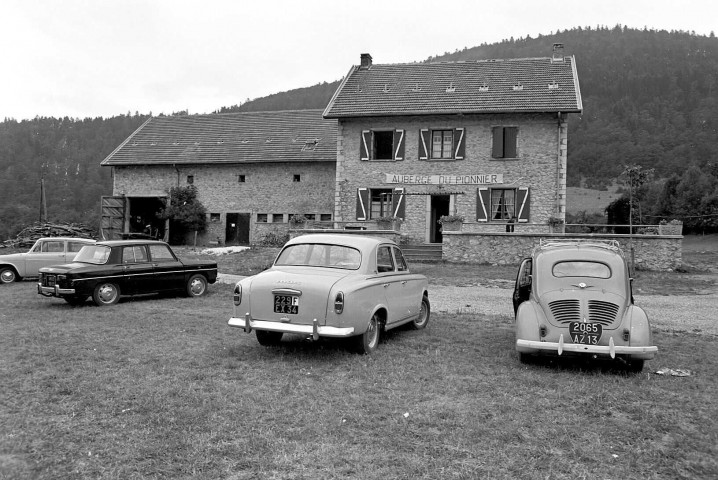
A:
[158,185,207,245]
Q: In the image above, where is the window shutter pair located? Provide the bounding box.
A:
[476,187,529,222]
[355,188,405,220]
[418,128,465,160]
[492,127,518,158]
[359,130,405,161]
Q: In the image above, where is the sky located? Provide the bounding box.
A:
[1,0,715,121]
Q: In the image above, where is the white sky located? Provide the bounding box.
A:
[1,0,715,121]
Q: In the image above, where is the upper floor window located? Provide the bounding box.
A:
[360,129,404,161]
[187,175,194,184]
[419,128,465,160]
[492,126,518,159]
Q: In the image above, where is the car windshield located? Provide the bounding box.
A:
[275,243,361,270]
[552,261,611,279]
[73,245,112,265]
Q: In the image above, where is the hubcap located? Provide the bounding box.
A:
[367,318,378,348]
[99,285,116,302]
[1,270,14,283]
[190,279,205,295]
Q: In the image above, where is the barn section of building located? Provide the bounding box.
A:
[100,110,337,245]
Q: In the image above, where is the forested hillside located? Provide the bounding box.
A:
[1,26,716,239]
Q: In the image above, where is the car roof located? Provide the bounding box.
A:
[534,240,625,264]
[286,233,397,249]
[34,237,95,242]
[95,240,169,247]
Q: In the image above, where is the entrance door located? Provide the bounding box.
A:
[225,213,250,245]
[430,195,450,243]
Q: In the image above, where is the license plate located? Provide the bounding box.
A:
[569,322,602,345]
[274,295,299,314]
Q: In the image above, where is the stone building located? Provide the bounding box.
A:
[323,48,582,244]
[100,110,337,245]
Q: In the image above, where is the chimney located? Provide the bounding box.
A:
[360,53,373,69]
[552,43,565,62]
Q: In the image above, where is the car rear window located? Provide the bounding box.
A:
[74,245,111,265]
[275,243,361,270]
[552,261,611,279]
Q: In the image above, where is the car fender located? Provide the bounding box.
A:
[0,253,27,276]
[625,305,654,355]
[515,301,545,352]
[234,276,255,314]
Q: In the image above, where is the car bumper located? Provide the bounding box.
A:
[228,315,355,339]
[516,334,658,359]
[37,283,75,297]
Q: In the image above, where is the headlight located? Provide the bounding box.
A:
[334,292,344,314]
[233,283,242,306]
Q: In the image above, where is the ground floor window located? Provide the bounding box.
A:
[477,187,530,222]
[355,187,406,221]
[491,189,516,220]
[370,189,394,219]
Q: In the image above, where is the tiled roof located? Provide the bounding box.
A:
[101,110,337,166]
[323,56,582,118]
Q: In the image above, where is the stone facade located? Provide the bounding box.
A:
[442,232,683,271]
[112,162,335,245]
[334,113,568,244]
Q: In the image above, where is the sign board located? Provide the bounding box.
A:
[385,174,503,185]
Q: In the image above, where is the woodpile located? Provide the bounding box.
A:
[1,222,97,249]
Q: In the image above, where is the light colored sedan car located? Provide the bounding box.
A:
[0,237,95,284]
[228,234,430,354]
[513,239,657,371]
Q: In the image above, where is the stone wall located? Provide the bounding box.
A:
[442,232,683,271]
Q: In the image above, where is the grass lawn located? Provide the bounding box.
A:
[1,235,716,479]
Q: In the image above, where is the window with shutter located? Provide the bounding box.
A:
[361,129,404,161]
[491,126,518,159]
[425,127,465,160]
[356,188,369,220]
[476,187,530,222]
[392,188,406,219]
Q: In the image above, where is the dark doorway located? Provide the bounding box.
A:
[226,213,250,245]
[128,197,166,239]
[430,195,450,243]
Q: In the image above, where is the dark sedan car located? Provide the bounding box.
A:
[37,240,218,306]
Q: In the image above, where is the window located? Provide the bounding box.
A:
[356,187,405,221]
[320,214,332,221]
[360,129,404,161]
[477,187,530,223]
[210,213,221,223]
[257,214,268,223]
[237,174,245,183]
[275,243,361,270]
[293,174,301,182]
[492,126,518,159]
[393,247,408,272]
[377,246,395,273]
[419,128,465,160]
[40,241,64,253]
[68,242,88,253]
[553,262,611,279]
[271,214,284,223]
[149,244,176,262]
[122,245,148,263]
[187,175,194,184]
[304,214,316,221]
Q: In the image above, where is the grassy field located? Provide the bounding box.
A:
[1,236,716,479]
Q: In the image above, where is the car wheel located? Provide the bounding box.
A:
[63,295,88,306]
[355,312,381,354]
[0,267,18,284]
[92,283,120,306]
[411,295,430,330]
[256,330,283,346]
[186,274,208,297]
[627,359,645,373]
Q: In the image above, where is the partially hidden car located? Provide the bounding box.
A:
[228,234,430,354]
[1,237,96,284]
[38,240,218,306]
[512,239,657,371]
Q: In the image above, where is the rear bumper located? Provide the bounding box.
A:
[228,315,354,339]
[517,334,657,359]
[37,283,75,297]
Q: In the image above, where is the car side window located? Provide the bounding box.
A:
[149,244,175,262]
[123,246,149,263]
[42,241,64,253]
[68,242,88,253]
[393,247,408,272]
[377,246,395,273]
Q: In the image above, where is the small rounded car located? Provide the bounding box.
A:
[512,239,657,371]
[37,240,217,306]
[228,234,430,354]
[0,237,95,284]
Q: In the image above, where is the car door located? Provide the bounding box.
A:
[148,244,186,292]
[512,258,532,315]
[391,246,421,320]
[120,245,154,294]
[376,244,405,326]
[26,239,66,275]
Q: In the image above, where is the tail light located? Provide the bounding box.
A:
[334,292,344,314]
[233,284,242,306]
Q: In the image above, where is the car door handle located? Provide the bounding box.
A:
[401,281,407,285]
[383,283,390,288]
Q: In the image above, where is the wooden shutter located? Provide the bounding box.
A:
[505,127,518,158]
[477,188,490,222]
[393,129,405,160]
[392,188,406,219]
[356,188,369,220]
[360,130,371,161]
[454,127,465,160]
[418,129,430,160]
[492,127,504,158]
[516,187,530,222]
